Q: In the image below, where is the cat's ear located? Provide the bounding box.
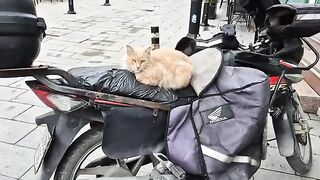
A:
[127,45,135,56]
[144,47,152,55]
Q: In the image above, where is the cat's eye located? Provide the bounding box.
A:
[141,60,146,63]
[132,59,136,62]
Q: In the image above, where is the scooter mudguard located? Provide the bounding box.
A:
[273,112,295,157]
[35,111,89,180]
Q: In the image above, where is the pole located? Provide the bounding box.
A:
[187,0,202,39]
[151,26,160,50]
[201,0,209,27]
[67,0,76,14]
[103,0,111,6]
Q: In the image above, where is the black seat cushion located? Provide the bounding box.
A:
[68,66,196,103]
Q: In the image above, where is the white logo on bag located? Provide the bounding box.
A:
[208,107,227,123]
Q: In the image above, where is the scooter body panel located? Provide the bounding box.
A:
[35,111,89,180]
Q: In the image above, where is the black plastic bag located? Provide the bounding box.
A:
[68,66,178,102]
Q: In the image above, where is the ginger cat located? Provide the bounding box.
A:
[126,45,192,90]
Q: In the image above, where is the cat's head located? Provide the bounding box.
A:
[126,45,152,73]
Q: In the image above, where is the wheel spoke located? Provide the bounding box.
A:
[296,133,311,164]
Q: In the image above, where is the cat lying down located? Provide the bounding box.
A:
[126,45,193,90]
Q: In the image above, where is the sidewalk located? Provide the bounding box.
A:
[0,0,319,179]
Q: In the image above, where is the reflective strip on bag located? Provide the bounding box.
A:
[297,14,320,20]
[0,11,37,19]
[201,145,261,167]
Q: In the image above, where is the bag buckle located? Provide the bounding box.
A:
[153,153,186,179]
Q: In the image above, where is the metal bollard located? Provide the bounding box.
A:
[201,0,209,27]
[67,0,76,14]
[187,0,202,38]
[151,26,160,50]
[103,0,111,6]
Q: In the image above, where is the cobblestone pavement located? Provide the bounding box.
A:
[0,0,319,179]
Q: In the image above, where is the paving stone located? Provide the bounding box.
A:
[0,86,27,101]
[309,114,320,121]
[36,56,82,68]
[79,40,124,52]
[63,45,98,54]
[37,54,67,64]
[129,38,152,47]
[0,142,34,178]
[253,169,315,180]
[261,147,296,175]
[0,175,16,180]
[58,31,93,43]
[9,77,36,90]
[310,134,320,156]
[0,78,24,86]
[40,42,67,52]
[14,106,51,124]
[76,49,105,58]
[262,141,320,179]
[308,119,320,136]
[41,39,77,51]
[0,118,36,144]
[44,49,75,58]
[266,116,278,148]
[78,25,108,35]
[0,101,31,119]
[20,166,36,180]
[10,90,47,107]
[76,55,122,67]
[46,28,73,37]
[17,126,47,149]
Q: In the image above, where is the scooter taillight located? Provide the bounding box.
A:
[269,76,287,86]
[31,88,86,111]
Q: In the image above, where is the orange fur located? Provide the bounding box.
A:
[126,45,192,90]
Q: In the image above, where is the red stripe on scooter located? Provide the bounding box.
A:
[269,76,287,86]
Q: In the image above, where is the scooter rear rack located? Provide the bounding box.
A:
[0,66,171,111]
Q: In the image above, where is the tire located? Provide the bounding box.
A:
[284,96,312,174]
[54,128,113,180]
[286,135,312,174]
[55,128,158,180]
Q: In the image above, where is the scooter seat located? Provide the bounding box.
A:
[67,66,196,103]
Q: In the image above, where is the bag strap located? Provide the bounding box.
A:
[189,102,209,178]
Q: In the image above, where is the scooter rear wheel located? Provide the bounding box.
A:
[54,128,136,180]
